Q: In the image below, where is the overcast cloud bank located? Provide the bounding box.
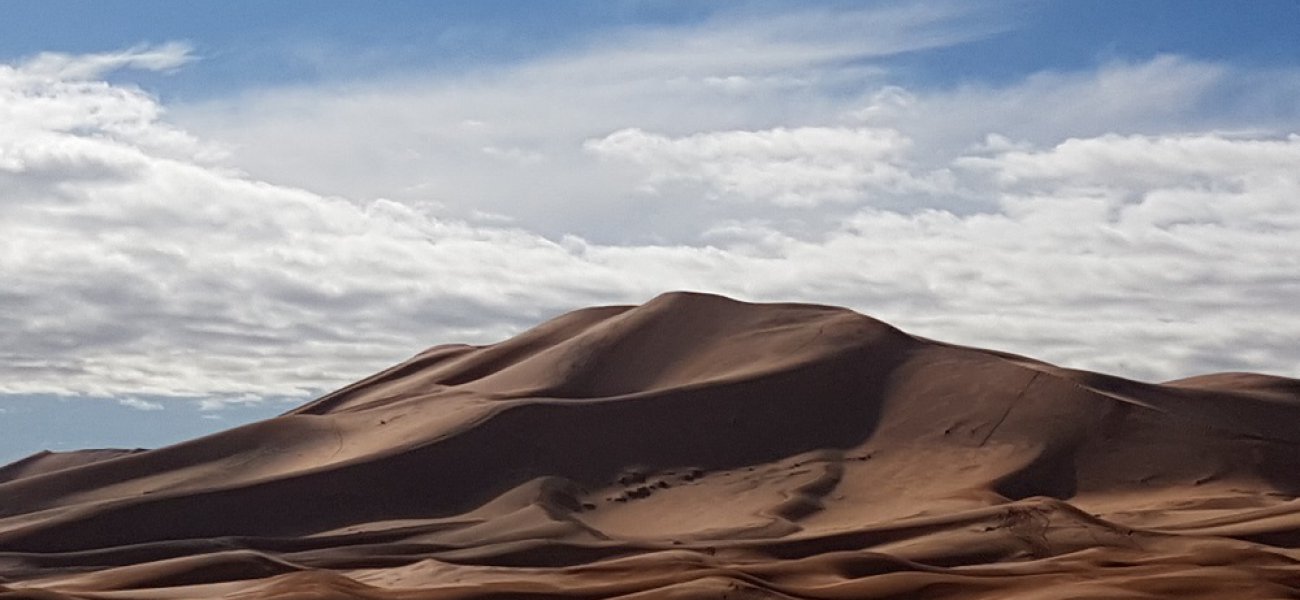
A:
[3,7,1298,408]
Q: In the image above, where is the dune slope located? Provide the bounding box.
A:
[2,292,1299,599]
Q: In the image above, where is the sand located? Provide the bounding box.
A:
[1,291,1298,599]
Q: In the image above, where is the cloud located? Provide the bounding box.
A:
[18,41,196,80]
[959,133,1300,195]
[168,3,1008,242]
[2,12,1299,409]
[847,55,1300,167]
[118,397,164,411]
[585,126,943,207]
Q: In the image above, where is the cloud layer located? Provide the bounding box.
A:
[3,8,1299,407]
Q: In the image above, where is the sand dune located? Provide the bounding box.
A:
[2,292,1298,599]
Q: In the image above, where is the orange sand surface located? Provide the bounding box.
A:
[2,292,1299,599]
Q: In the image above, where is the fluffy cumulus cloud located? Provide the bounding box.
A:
[0,47,599,401]
[2,11,1299,408]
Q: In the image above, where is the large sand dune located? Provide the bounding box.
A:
[2,292,1299,599]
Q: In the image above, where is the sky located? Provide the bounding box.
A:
[2,1,1300,464]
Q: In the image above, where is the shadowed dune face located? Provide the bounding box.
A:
[2,292,1299,599]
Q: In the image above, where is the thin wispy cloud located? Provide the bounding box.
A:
[17,41,195,79]
[118,397,164,411]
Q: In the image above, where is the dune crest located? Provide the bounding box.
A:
[2,292,1298,599]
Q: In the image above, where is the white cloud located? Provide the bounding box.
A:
[585,126,943,207]
[118,397,164,411]
[2,14,1299,408]
[962,133,1300,186]
[167,3,1007,242]
[0,43,219,168]
[18,41,195,80]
